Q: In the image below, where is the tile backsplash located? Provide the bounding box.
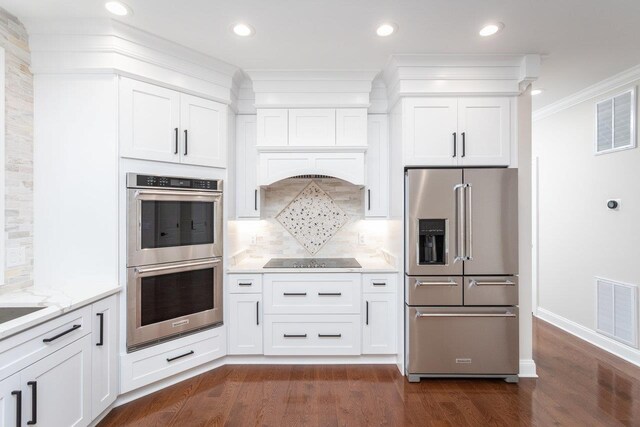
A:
[230,178,391,259]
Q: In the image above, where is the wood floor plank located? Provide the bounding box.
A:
[99,318,640,427]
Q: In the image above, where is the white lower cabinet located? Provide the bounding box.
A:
[21,334,92,427]
[0,373,20,427]
[264,314,361,356]
[0,294,118,427]
[91,295,118,419]
[229,293,263,355]
[362,293,397,354]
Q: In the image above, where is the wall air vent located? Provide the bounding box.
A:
[595,87,636,154]
[596,278,638,348]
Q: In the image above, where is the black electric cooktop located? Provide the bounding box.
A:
[263,258,362,269]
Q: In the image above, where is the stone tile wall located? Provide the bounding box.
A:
[0,8,32,287]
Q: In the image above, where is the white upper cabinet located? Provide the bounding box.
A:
[120,78,181,163]
[180,93,227,168]
[365,115,389,218]
[119,77,227,168]
[257,108,367,148]
[288,109,336,146]
[457,98,510,166]
[336,108,367,146]
[403,97,511,166]
[257,109,288,146]
[404,98,458,166]
[236,115,260,218]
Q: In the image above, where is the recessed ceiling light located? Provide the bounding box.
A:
[232,23,255,37]
[376,23,397,37]
[531,89,543,96]
[104,1,131,16]
[479,22,504,37]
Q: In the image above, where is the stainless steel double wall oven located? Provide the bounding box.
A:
[126,173,223,350]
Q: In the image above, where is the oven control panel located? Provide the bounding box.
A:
[128,174,222,191]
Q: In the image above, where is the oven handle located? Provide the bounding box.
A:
[415,312,516,318]
[133,189,221,199]
[134,259,221,276]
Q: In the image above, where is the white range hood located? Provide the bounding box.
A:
[244,70,377,186]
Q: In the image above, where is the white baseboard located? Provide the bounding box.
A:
[537,307,640,367]
[225,355,397,365]
[519,359,537,378]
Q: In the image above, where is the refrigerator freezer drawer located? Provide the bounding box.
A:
[464,276,519,306]
[406,306,519,375]
[405,276,463,306]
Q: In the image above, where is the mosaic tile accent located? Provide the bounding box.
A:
[276,181,348,254]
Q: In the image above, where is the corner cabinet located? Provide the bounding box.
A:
[403,97,511,166]
[0,294,118,427]
[365,115,389,218]
[236,115,261,218]
[119,77,227,168]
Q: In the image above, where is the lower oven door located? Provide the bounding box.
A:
[406,306,519,376]
[127,258,223,350]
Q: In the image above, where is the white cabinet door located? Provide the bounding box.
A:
[257,109,288,146]
[0,373,20,427]
[21,335,92,427]
[365,115,389,218]
[362,293,396,354]
[403,98,458,166]
[119,77,181,163]
[180,94,227,168]
[288,109,336,146]
[336,108,367,146]
[458,98,510,166]
[236,115,260,218]
[228,294,263,355]
[91,295,118,420]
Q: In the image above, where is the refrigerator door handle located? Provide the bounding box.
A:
[470,280,515,287]
[415,311,516,318]
[464,183,473,261]
[453,183,466,262]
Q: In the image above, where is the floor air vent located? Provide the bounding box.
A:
[596,278,638,348]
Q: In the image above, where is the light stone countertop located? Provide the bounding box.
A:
[0,284,121,340]
[227,256,399,274]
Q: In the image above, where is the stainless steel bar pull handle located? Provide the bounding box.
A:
[416,312,516,318]
[464,183,473,261]
[415,280,457,287]
[453,183,466,262]
[471,280,515,286]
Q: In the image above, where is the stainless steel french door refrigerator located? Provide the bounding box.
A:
[405,168,519,383]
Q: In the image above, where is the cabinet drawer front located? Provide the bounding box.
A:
[0,306,92,380]
[264,315,360,355]
[407,306,519,375]
[362,274,397,293]
[264,274,360,314]
[405,276,463,306]
[229,274,263,293]
[464,276,518,306]
[120,327,224,393]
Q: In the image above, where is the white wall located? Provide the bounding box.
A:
[533,78,640,365]
[34,74,119,289]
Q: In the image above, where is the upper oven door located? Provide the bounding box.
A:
[127,189,223,267]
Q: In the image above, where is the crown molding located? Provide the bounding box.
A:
[24,18,239,103]
[244,69,379,108]
[383,54,540,109]
[533,63,640,122]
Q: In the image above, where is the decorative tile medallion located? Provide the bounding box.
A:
[276,181,349,254]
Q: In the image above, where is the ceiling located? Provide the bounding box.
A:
[2,0,640,109]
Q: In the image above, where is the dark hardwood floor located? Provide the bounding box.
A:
[100,318,640,426]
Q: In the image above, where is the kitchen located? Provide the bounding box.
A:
[0,1,639,426]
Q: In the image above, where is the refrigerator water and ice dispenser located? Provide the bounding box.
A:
[418,219,446,265]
